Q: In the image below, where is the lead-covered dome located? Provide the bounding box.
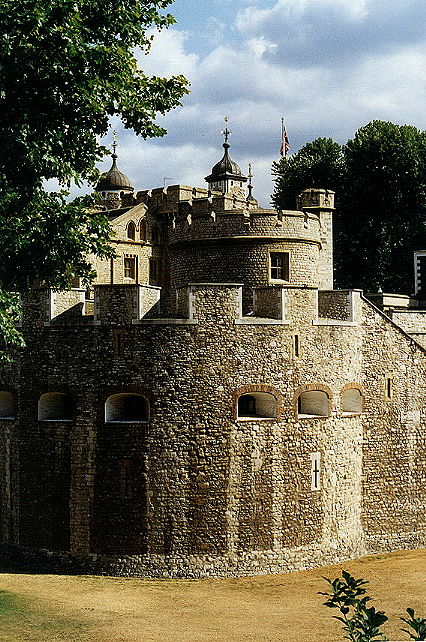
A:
[96,153,134,193]
[205,141,244,182]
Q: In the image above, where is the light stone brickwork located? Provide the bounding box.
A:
[0,186,425,578]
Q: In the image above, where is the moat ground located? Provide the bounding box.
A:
[0,549,424,641]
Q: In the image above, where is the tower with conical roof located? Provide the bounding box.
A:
[205,118,247,196]
[95,132,134,210]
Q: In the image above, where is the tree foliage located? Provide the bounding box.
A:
[0,0,188,353]
[272,122,426,293]
[272,138,345,211]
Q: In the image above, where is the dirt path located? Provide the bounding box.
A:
[0,549,425,641]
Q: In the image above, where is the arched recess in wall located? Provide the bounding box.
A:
[105,393,149,423]
[127,221,136,240]
[341,384,363,415]
[38,392,73,421]
[295,385,332,418]
[234,386,280,420]
[139,219,147,241]
[0,390,15,419]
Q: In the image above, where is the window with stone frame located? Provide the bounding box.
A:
[269,252,290,281]
[124,256,136,279]
[311,452,321,490]
[105,393,149,423]
[38,392,73,421]
[139,219,147,241]
[341,387,363,414]
[298,390,329,417]
[113,330,124,359]
[237,392,277,419]
[127,221,136,240]
[0,390,15,419]
[385,376,393,400]
[149,257,159,285]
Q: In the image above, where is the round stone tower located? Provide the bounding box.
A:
[167,182,335,312]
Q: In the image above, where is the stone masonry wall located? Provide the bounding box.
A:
[1,283,425,578]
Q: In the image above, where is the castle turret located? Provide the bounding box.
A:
[204,118,247,196]
[96,132,134,210]
[297,188,335,290]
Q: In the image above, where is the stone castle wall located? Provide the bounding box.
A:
[0,283,425,577]
[0,187,424,578]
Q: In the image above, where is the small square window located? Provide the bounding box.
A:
[124,257,136,279]
[270,252,289,281]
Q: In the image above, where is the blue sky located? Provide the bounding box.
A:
[99,0,426,206]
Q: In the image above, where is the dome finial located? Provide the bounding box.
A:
[112,130,118,161]
[221,116,231,149]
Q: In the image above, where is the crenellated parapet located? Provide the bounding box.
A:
[169,203,322,245]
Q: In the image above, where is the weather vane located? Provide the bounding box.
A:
[221,116,231,143]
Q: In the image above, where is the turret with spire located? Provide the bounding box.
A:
[96,131,134,210]
[205,118,247,196]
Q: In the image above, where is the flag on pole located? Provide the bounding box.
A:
[280,118,290,156]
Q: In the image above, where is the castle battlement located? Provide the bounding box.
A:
[169,205,323,245]
[20,283,365,330]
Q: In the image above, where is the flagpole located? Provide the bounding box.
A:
[280,118,290,158]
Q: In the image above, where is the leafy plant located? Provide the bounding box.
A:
[320,571,426,641]
[401,608,426,640]
[320,571,387,641]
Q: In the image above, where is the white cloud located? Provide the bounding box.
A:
[90,2,426,206]
[135,29,199,80]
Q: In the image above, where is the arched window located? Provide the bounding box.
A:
[0,391,15,419]
[139,219,147,241]
[105,393,149,423]
[237,392,277,419]
[127,221,136,240]
[298,390,329,417]
[38,392,73,421]
[341,388,363,414]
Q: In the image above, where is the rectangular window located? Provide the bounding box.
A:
[149,257,159,285]
[293,333,300,358]
[311,452,321,491]
[270,252,290,281]
[113,330,123,359]
[385,376,393,400]
[416,253,426,294]
[124,256,136,279]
